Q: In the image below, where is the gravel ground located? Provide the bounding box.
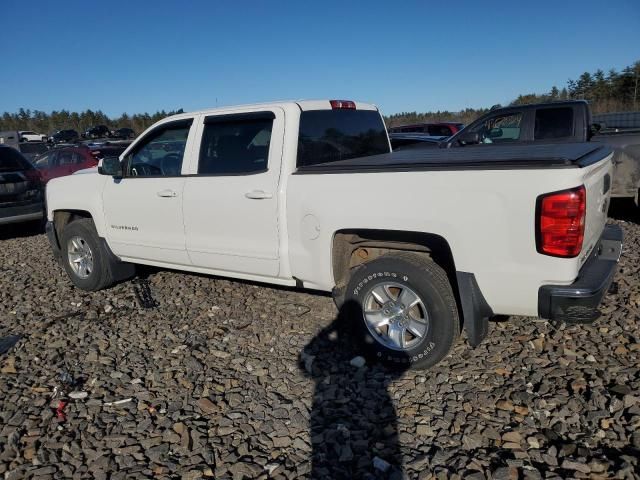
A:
[0,202,639,480]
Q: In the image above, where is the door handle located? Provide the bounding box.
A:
[157,189,177,198]
[245,190,273,200]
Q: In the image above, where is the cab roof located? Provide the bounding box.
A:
[165,99,379,120]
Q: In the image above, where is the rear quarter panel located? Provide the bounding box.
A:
[286,160,612,317]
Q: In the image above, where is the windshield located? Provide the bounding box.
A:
[297,109,390,167]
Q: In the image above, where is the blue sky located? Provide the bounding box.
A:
[1,0,638,117]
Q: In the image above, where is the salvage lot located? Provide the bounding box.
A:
[0,204,639,479]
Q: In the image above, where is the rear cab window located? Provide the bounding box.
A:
[297,109,390,168]
[534,107,574,140]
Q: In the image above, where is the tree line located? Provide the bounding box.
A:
[1,59,638,133]
[0,109,184,135]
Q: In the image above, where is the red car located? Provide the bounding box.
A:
[388,122,465,136]
[34,144,128,184]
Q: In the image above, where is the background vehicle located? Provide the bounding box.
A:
[443,101,640,206]
[15,142,50,164]
[45,99,621,369]
[50,129,79,144]
[19,130,48,142]
[388,122,464,136]
[83,125,111,139]
[34,143,128,184]
[0,131,50,162]
[389,133,447,151]
[111,127,135,139]
[0,145,44,225]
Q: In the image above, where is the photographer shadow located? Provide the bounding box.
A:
[299,300,409,479]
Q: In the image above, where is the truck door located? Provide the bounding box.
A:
[182,109,284,278]
[102,118,195,266]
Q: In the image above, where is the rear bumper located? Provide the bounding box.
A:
[0,202,44,225]
[538,224,623,323]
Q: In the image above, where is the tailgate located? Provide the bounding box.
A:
[579,150,615,266]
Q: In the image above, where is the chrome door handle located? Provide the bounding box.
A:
[245,190,273,200]
[157,189,177,198]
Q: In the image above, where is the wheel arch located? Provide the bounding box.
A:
[331,229,456,289]
[50,209,95,250]
[331,228,492,347]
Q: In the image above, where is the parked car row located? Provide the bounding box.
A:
[2,126,137,148]
[81,126,135,140]
[49,127,136,143]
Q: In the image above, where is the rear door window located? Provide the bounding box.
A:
[534,107,574,140]
[198,114,273,175]
[297,109,390,167]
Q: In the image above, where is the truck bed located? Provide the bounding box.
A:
[296,143,612,173]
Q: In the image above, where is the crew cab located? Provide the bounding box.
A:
[45,99,622,369]
[442,101,640,206]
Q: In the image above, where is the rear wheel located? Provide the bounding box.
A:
[60,218,117,291]
[344,252,459,369]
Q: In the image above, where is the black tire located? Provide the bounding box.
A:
[60,218,117,291]
[344,252,459,369]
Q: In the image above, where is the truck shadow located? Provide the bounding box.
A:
[608,198,640,224]
[299,300,409,479]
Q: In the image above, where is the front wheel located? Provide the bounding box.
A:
[60,218,118,291]
[344,252,460,369]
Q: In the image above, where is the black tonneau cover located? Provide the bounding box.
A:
[296,142,612,173]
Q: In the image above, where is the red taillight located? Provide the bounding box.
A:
[536,186,586,258]
[330,100,356,110]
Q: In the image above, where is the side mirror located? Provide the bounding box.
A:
[98,156,122,177]
[457,131,480,145]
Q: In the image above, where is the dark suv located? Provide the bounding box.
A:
[112,127,135,139]
[50,129,79,144]
[0,146,44,225]
[83,125,111,139]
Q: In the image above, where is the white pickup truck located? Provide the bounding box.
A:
[45,99,623,369]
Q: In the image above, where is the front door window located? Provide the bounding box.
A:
[125,124,190,177]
